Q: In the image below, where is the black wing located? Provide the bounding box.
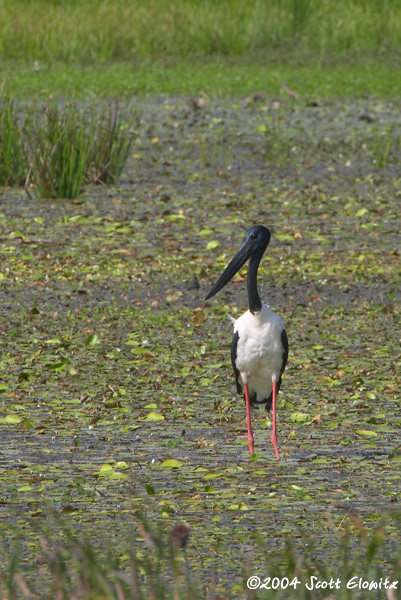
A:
[280,328,289,376]
[265,327,289,411]
[231,330,242,395]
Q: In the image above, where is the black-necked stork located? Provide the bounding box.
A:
[205,225,288,460]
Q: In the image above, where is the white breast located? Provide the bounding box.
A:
[233,302,285,402]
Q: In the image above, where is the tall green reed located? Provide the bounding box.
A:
[88,100,139,185]
[0,93,26,187]
[0,97,139,199]
[25,100,92,199]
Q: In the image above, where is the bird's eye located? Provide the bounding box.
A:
[249,232,257,239]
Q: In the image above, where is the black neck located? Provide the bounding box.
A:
[247,252,263,314]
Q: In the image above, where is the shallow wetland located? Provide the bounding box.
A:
[1,96,400,597]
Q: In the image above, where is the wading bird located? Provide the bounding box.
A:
[205,225,288,460]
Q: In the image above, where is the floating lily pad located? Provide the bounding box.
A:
[144,412,165,421]
[0,414,22,424]
[160,459,183,468]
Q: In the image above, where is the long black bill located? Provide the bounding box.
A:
[205,241,253,300]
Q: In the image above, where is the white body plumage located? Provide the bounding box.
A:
[231,302,286,402]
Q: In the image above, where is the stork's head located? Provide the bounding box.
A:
[242,225,271,250]
[205,225,271,300]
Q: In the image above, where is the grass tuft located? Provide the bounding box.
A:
[259,104,301,166]
[26,100,93,199]
[0,92,26,187]
[88,99,139,185]
[0,97,138,199]
[369,126,401,167]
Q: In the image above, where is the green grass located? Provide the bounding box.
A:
[257,105,301,166]
[2,513,401,599]
[1,0,401,63]
[0,94,26,186]
[3,60,401,99]
[26,101,93,199]
[88,100,139,185]
[1,1,401,101]
[0,96,138,198]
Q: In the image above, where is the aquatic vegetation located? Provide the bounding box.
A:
[0,97,138,198]
[0,97,400,598]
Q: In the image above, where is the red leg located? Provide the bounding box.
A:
[244,384,254,455]
[270,379,280,461]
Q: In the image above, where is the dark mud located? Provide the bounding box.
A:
[0,97,400,596]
